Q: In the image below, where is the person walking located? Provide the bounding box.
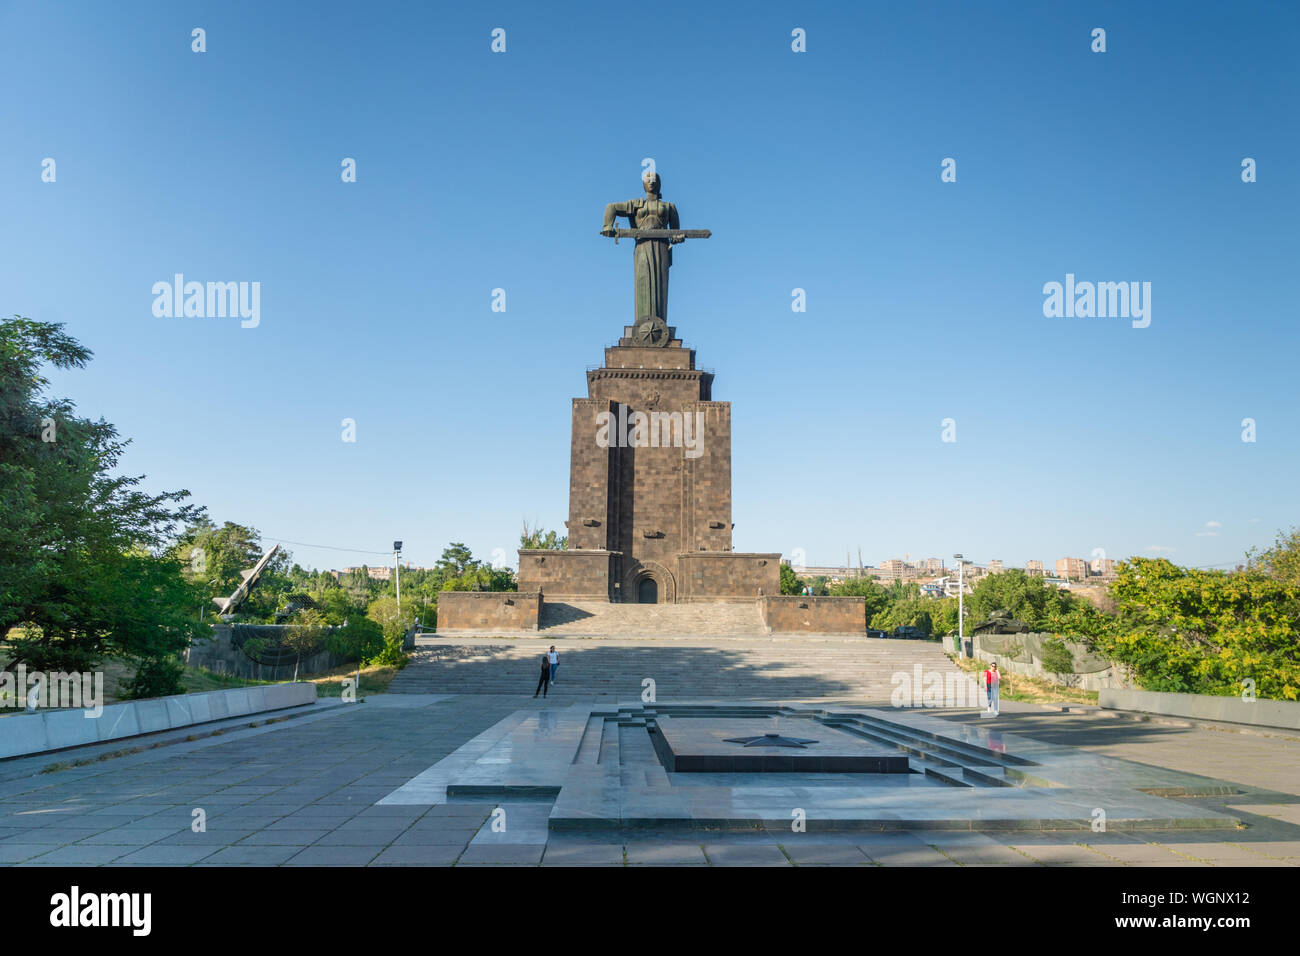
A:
[984,662,1001,715]
[533,653,551,698]
[548,645,559,685]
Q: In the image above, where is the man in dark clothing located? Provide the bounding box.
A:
[533,653,551,698]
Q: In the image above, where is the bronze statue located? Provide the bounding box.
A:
[601,171,710,334]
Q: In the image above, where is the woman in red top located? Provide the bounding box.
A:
[984,662,1000,715]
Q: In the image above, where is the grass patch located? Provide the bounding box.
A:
[39,746,144,774]
[311,662,401,697]
[181,666,279,694]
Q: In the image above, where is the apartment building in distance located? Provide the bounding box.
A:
[880,559,908,581]
[784,564,880,584]
[1025,560,1044,576]
[1090,557,1118,580]
[333,563,427,582]
[1056,557,1089,581]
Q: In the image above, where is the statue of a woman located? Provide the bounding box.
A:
[601,171,683,324]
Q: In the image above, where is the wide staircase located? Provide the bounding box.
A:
[534,600,769,637]
[387,636,973,701]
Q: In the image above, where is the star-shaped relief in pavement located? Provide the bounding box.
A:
[723,733,820,749]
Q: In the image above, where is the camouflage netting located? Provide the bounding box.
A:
[231,624,302,667]
[975,632,1114,675]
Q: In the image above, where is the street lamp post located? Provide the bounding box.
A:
[393,540,403,614]
[953,553,965,657]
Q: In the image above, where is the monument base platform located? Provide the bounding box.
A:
[436,593,865,637]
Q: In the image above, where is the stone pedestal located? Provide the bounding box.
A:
[517,325,776,604]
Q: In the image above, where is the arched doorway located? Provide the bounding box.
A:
[637,577,658,604]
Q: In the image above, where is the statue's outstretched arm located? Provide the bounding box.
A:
[602,200,635,233]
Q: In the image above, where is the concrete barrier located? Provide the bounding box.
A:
[1099,688,1300,731]
[0,682,316,760]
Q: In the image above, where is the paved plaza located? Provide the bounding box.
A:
[1,692,1298,866]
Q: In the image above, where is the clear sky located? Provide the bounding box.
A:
[3,1,1296,573]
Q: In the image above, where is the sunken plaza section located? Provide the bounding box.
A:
[379,701,1246,833]
[4,690,1300,866]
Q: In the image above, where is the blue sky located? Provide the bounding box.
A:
[3,0,1296,573]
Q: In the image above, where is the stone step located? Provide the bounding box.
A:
[388,637,969,699]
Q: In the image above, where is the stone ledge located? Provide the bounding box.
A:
[0,682,317,760]
[1099,688,1300,731]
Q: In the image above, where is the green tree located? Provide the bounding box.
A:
[366,596,412,642]
[1091,558,1300,700]
[927,597,961,636]
[283,607,327,680]
[441,565,516,592]
[829,576,891,622]
[1248,526,1300,587]
[171,519,292,621]
[435,543,478,578]
[365,596,413,667]
[1,317,205,673]
[967,569,1076,630]
[520,520,567,550]
[325,615,385,662]
[779,563,805,595]
[871,599,935,637]
[1039,637,1075,683]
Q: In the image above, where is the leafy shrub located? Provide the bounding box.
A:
[367,636,408,669]
[1091,558,1300,700]
[121,657,187,700]
[1040,638,1075,678]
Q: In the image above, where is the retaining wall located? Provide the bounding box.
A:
[760,595,866,635]
[0,682,317,760]
[1099,688,1300,730]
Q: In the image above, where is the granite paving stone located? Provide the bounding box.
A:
[457,843,545,864]
[540,843,625,865]
[703,844,792,866]
[371,844,462,866]
[5,692,1298,867]
[285,845,381,866]
[782,843,873,865]
[114,845,220,865]
[234,829,330,846]
[860,845,958,865]
[202,844,302,865]
[624,842,709,865]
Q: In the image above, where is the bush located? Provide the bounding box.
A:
[121,657,187,700]
[1093,558,1300,700]
[366,636,408,669]
[1040,638,1075,678]
[325,616,385,662]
